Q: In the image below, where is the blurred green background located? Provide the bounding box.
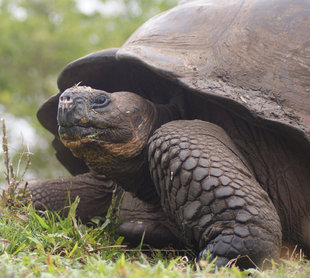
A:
[0,0,177,186]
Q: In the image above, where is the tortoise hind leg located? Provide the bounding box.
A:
[118,193,181,247]
[148,120,282,268]
[23,173,115,222]
[23,173,178,247]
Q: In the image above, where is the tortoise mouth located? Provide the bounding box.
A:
[58,125,104,142]
[58,124,125,146]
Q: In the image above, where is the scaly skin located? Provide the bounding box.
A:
[148,120,282,267]
[25,173,178,247]
[24,173,115,222]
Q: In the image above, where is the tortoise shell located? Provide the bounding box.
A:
[38,0,310,174]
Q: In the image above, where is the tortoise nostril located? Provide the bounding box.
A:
[59,92,74,104]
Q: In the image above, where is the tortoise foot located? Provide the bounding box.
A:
[198,224,278,269]
[199,249,230,268]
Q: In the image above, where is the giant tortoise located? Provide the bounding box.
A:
[27,0,310,268]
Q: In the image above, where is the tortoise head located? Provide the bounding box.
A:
[57,86,157,177]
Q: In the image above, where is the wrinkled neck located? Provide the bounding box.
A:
[118,99,182,200]
[89,97,182,203]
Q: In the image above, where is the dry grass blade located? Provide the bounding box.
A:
[89,245,127,252]
[2,118,10,185]
[1,118,32,204]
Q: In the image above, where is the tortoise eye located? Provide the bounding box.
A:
[91,94,110,110]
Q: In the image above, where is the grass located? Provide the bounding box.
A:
[1,118,310,277]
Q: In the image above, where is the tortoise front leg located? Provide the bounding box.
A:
[23,173,115,222]
[148,120,282,268]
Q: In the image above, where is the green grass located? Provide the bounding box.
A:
[1,119,310,277]
[0,202,309,278]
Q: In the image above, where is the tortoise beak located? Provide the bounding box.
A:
[57,89,88,127]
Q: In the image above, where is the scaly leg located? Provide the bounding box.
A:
[23,173,115,222]
[148,120,282,268]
